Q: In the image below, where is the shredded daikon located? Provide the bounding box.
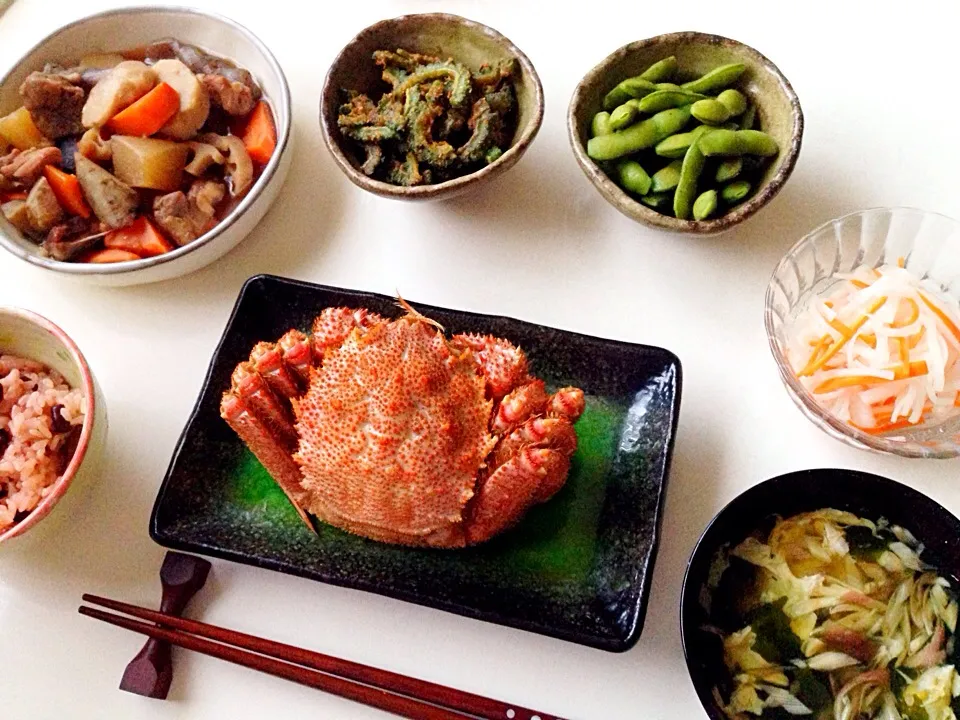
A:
[786,261,960,434]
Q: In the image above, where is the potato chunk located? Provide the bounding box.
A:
[111,135,189,191]
[152,59,210,140]
[0,107,49,150]
[82,61,156,128]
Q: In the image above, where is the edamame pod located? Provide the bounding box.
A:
[715,157,743,183]
[651,159,683,193]
[693,189,718,220]
[602,77,659,111]
[721,180,751,204]
[592,111,614,137]
[681,63,746,94]
[615,159,652,195]
[691,98,732,125]
[640,192,672,209]
[740,104,757,130]
[609,103,640,131]
[637,90,705,114]
[655,129,700,158]
[673,126,711,220]
[698,129,779,157]
[717,89,747,116]
[640,56,678,82]
[655,82,683,92]
[587,106,692,161]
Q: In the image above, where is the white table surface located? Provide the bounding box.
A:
[2,1,960,717]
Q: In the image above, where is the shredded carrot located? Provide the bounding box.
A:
[799,296,888,377]
[919,290,960,346]
[898,256,906,268]
[860,333,877,349]
[43,165,91,218]
[892,297,920,328]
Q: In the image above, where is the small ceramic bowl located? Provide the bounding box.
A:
[0,307,107,545]
[766,207,960,459]
[0,7,292,287]
[320,13,544,201]
[568,32,803,235]
[681,468,960,720]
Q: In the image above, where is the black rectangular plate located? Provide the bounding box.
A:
[150,275,682,652]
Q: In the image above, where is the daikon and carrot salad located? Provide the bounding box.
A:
[785,261,960,435]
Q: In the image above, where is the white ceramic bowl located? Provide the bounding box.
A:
[0,307,107,545]
[0,7,292,286]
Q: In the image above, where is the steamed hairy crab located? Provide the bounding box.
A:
[220,303,585,548]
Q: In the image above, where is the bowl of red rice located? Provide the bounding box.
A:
[0,307,104,544]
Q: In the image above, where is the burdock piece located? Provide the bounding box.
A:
[119,552,212,699]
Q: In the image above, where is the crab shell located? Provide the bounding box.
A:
[220,306,585,548]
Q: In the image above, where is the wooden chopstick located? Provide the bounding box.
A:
[80,595,560,720]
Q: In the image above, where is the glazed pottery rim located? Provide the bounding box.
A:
[679,467,960,717]
[319,12,545,199]
[0,5,292,277]
[567,30,804,235]
[764,206,960,459]
[150,273,684,652]
[0,306,96,544]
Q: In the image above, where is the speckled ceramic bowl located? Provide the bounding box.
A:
[568,32,803,235]
[0,7,292,286]
[320,13,544,201]
[0,307,107,545]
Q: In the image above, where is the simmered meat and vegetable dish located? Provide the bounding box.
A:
[337,49,517,186]
[0,39,277,263]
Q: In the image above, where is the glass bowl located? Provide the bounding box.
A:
[765,207,960,458]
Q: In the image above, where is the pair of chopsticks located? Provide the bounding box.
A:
[80,594,560,720]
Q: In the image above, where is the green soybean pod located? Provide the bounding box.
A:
[640,56,678,82]
[717,89,747,117]
[587,106,692,161]
[715,157,743,183]
[602,77,659,110]
[673,126,711,220]
[655,82,683,92]
[681,63,746,94]
[640,192,672,209]
[699,129,779,157]
[615,159,652,195]
[740,104,757,130]
[691,98,732,125]
[721,180,752,204]
[693,189,718,220]
[655,129,701,158]
[637,90,705,114]
[651,159,683,192]
[609,103,640,131]
[592,111,614,137]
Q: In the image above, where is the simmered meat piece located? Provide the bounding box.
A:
[74,153,138,229]
[0,147,62,185]
[19,72,85,138]
[42,216,104,261]
[25,176,64,233]
[152,178,224,246]
[199,73,257,116]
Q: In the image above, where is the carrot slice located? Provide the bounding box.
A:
[43,165,92,218]
[104,216,174,258]
[106,82,181,136]
[897,256,907,268]
[79,248,142,263]
[241,100,276,165]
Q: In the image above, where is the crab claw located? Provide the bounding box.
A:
[548,387,585,421]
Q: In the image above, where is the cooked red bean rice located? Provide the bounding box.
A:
[0,354,85,532]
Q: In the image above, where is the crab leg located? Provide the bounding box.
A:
[493,416,577,468]
[278,329,313,386]
[491,379,549,434]
[220,393,313,531]
[451,333,529,399]
[230,362,297,445]
[251,342,302,399]
[465,447,571,545]
[548,387,586,421]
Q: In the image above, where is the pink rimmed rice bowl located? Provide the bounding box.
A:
[0,308,106,544]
